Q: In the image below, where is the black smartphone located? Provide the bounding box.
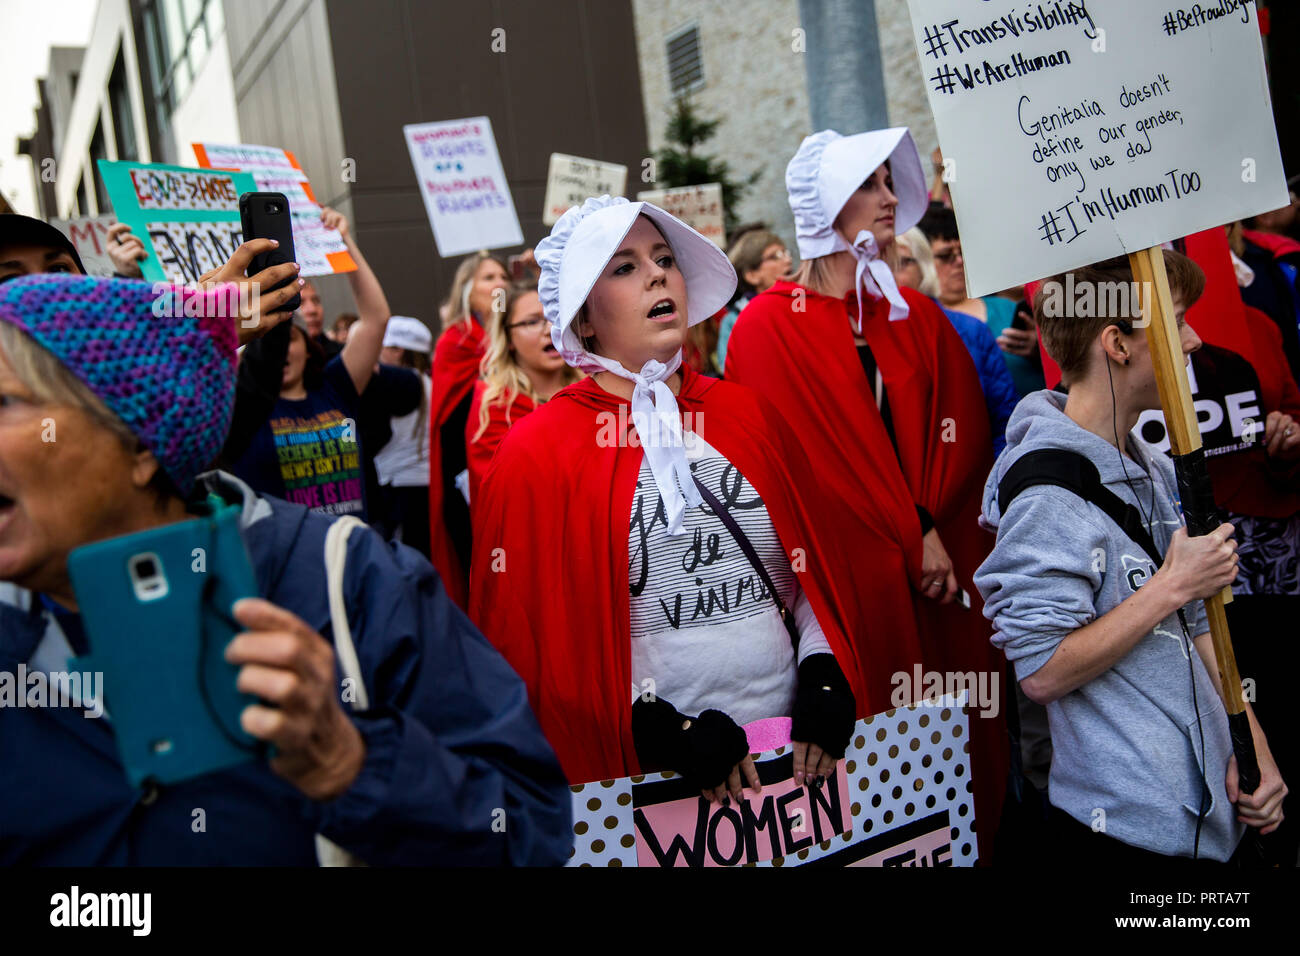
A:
[238,191,301,313]
[1011,301,1033,332]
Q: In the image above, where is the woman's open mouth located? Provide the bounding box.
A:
[647,298,677,322]
[542,343,557,354]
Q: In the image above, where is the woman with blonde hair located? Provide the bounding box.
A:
[466,281,582,504]
[725,128,1007,860]
[428,252,510,607]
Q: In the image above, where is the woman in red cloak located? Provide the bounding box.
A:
[470,196,865,799]
[428,252,509,607]
[725,129,1008,861]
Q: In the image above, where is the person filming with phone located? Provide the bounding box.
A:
[0,273,572,865]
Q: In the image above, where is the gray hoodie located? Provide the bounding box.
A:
[974,389,1244,860]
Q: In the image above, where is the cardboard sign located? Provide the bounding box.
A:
[907,0,1287,296]
[543,153,628,225]
[49,215,117,277]
[403,117,523,258]
[96,160,258,285]
[192,142,356,277]
[636,183,726,247]
[1136,343,1265,456]
[567,699,977,867]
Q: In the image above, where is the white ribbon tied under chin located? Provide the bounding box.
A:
[582,349,701,537]
[851,230,911,333]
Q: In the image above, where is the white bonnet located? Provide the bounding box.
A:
[786,127,928,261]
[535,195,736,364]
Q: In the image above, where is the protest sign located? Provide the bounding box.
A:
[96,160,257,285]
[636,182,725,246]
[49,215,117,277]
[908,0,1287,296]
[192,142,356,277]
[566,699,977,867]
[403,117,523,257]
[1137,344,1265,457]
[542,153,628,225]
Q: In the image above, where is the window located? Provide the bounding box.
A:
[140,0,223,120]
[109,51,139,162]
[667,25,704,96]
[75,173,89,217]
[89,120,110,213]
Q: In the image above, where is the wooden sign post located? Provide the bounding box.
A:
[1128,246,1258,795]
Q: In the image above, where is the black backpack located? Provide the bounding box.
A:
[997,448,1163,565]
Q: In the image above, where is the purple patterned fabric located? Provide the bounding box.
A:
[0,274,239,495]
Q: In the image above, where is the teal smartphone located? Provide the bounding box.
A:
[67,498,263,787]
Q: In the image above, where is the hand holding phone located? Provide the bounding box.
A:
[239,192,302,314]
[68,501,263,787]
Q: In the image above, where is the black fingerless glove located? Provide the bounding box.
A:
[791,654,857,760]
[632,696,749,791]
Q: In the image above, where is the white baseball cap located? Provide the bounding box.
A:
[382,315,433,354]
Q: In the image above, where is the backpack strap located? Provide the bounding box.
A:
[997,449,1164,566]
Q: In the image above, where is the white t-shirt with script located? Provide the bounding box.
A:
[627,432,831,724]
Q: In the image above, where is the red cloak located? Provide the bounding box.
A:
[427,317,485,607]
[726,281,1007,859]
[465,381,536,508]
[468,365,869,786]
[1209,305,1300,519]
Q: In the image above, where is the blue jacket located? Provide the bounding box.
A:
[938,303,1019,456]
[0,472,573,865]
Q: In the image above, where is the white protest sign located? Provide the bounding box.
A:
[636,182,726,247]
[543,153,628,225]
[49,215,117,277]
[192,141,356,277]
[404,117,523,258]
[907,0,1286,296]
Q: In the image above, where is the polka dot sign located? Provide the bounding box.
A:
[565,695,977,867]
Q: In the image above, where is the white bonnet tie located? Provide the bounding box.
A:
[851,230,911,333]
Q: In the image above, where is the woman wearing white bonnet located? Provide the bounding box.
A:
[725,129,1008,860]
[469,196,867,798]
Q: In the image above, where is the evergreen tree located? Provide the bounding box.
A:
[653,97,759,236]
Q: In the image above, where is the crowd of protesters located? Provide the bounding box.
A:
[0,117,1297,868]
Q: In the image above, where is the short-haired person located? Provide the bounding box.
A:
[331,312,358,344]
[428,252,510,608]
[893,226,1017,456]
[974,253,1287,864]
[466,280,581,505]
[725,129,1008,859]
[919,206,1046,398]
[470,197,865,796]
[0,274,571,864]
[715,228,789,372]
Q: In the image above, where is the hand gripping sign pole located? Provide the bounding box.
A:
[1128,247,1258,797]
